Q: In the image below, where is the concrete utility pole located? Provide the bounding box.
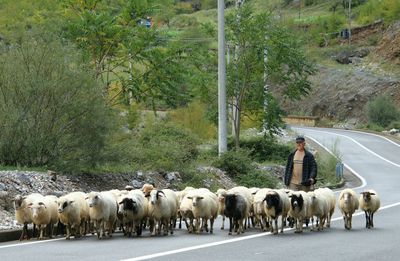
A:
[218,0,227,155]
[348,0,352,45]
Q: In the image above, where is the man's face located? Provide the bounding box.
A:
[296,141,305,151]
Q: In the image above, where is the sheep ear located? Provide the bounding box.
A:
[187,196,193,200]
[69,200,74,204]
[198,196,204,200]
[27,203,33,208]
[38,202,47,208]
[369,193,375,196]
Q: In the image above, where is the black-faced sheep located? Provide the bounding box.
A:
[263,189,290,234]
[224,193,248,235]
[288,191,311,233]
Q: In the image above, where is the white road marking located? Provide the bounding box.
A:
[120,202,400,261]
[0,237,65,249]
[303,134,367,190]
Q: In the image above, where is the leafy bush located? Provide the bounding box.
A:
[228,136,292,163]
[212,149,253,178]
[0,35,113,170]
[366,94,399,128]
[168,101,217,140]
[235,169,279,188]
[132,121,200,171]
[315,151,340,187]
[357,0,400,25]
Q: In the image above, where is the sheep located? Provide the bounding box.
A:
[288,191,311,233]
[28,195,59,240]
[142,183,155,197]
[215,188,227,230]
[338,188,359,230]
[148,189,178,236]
[248,187,260,228]
[253,188,271,230]
[118,190,148,237]
[359,190,380,229]
[308,190,330,231]
[314,188,336,228]
[14,193,43,240]
[86,191,118,239]
[175,186,195,229]
[224,193,248,235]
[57,192,90,239]
[186,189,218,234]
[179,193,195,233]
[263,189,290,234]
[227,186,253,229]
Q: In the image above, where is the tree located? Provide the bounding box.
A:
[226,5,315,149]
[0,35,113,169]
[62,0,208,109]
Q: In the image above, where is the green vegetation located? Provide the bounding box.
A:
[0,35,113,171]
[366,94,399,128]
[0,0,398,189]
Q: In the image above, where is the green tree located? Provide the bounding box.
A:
[0,35,113,170]
[226,5,315,149]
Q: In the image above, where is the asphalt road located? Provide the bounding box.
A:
[1,127,399,261]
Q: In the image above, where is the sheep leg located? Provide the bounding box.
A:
[370,212,374,228]
[221,215,225,230]
[204,218,209,233]
[228,217,233,235]
[348,214,353,230]
[273,218,278,235]
[280,215,285,234]
[210,217,214,234]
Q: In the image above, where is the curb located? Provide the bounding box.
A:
[0,229,23,243]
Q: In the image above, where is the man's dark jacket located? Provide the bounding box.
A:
[284,149,317,186]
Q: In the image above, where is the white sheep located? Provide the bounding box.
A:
[14,193,43,240]
[253,188,271,231]
[186,189,218,234]
[338,188,359,230]
[308,190,330,231]
[148,189,178,236]
[28,195,58,240]
[57,192,90,239]
[359,190,380,229]
[117,190,148,237]
[179,193,195,233]
[175,186,195,229]
[86,191,118,239]
[263,189,290,234]
[288,190,311,233]
[314,187,336,228]
[215,188,227,230]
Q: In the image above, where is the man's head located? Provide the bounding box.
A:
[295,136,305,151]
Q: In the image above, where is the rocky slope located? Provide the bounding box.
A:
[279,21,400,124]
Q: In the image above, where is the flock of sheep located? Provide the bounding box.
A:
[13,184,381,241]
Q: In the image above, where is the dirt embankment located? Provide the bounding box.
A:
[279,21,400,124]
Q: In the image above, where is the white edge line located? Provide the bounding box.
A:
[121,201,400,261]
[0,237,65,249]
[303,134,367,190]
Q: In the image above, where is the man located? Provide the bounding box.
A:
[284,136,317,192]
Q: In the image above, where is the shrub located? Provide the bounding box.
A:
[0,35,113,170]
[212,149,253,178]
[366,94,399,128]
[235,169,280,188]
[228,136,292,163]
[168,101,217,141]
[315,151,339,187]
[132,121,200,171]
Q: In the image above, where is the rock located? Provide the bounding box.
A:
[389,128,400,135]
[0,182,6,191]
[0,191,8,199]
[165,172,181,182]
[131,179,143,189]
